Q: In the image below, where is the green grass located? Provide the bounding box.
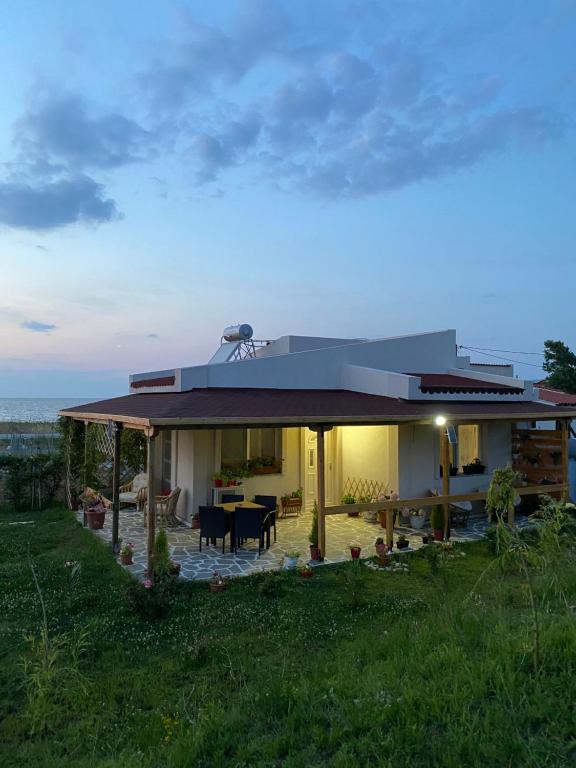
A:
[0,506,575,767]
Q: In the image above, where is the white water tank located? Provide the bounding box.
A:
[222,324,253,342]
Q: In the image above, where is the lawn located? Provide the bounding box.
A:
[0,505,575,768]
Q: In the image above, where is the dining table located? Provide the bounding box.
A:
[218,501,269,551]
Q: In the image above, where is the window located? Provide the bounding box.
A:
[221,428,282,471]
[248,428,281,460]
[221,429,247,467]
[161,431,172,493]
[450,425,482,469]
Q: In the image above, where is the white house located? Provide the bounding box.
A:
[61,326,576,565]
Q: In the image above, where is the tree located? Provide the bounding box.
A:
[543,340,576,394]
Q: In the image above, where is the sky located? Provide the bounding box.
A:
[0,0,575,397]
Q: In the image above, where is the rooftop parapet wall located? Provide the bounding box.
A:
[176,330,460,392]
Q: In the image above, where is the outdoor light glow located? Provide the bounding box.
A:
[435,416,447,426]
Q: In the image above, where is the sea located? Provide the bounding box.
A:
[0,398,90,423]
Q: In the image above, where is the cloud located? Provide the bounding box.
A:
[137,2,568,198]
[21,320,57,333]
[139,0,291,108]
[17,94,153,170]
[0,176,119,230]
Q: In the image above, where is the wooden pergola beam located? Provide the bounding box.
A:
[324,484,568,516]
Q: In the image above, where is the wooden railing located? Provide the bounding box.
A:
[324,484,568,516]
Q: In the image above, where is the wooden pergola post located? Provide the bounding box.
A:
[561,418,570,501]
[146,430,158,578]
[440,428,451,540]
[111,421,122,554]
[385,508,394,551]
[316,426,327,559]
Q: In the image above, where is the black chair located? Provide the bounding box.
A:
[254,495,277,542]
[221,493,244,504]
[234,506,266,554]
[198,505,231,554]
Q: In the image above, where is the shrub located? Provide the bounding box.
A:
[430,505,444,531]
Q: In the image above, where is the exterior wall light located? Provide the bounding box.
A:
[435,415,447,426]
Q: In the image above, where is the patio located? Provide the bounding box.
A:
[79,506,494,581]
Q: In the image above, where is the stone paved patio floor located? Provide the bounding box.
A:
[78,506,499,581]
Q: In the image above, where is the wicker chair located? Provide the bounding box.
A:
[155,487,182,527]
[119,473,148,510]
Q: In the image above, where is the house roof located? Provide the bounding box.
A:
[59,388,576,430]
[534,380,576,406]
[416,373,523,395]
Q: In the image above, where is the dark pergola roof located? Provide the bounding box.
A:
[59,387,576,430]
[416,373,523,395]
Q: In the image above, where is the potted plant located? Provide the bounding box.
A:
[409,508,427,530]
[209,571,226,593]
[440,465,459,477]
[281,488,303,516]
[374,536,390,565]
[119,541,134,565]
[309,502,322,561]
[299,564,314,579]
[151,529,180,580]
[284,550,300,570]
[550,450,562,466]
[85,501,106,530]
[430,505,445,541]
[462,458,487,475]
[350,542,362,559]
[359,495,377,522]
[341,492,358,517]
[213,472,224,488]
[396,534,409,550]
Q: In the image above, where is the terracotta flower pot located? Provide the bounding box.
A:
[121,553,133,566]
[309,545,321,561]
[86,507,106,530]
[214,479,223,488]
[209,582,225,593]
[433,529,444,542]
[191,516,201,529]
[300,570,313,579]
[350,546,362,559]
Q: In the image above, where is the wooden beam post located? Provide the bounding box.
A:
[561,418,570,501]
[440,428,451,540]
[146,432,157,578]
[111,422,122,553]
[316,426,326,559]
[385,508,394,551]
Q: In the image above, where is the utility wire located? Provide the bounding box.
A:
[458,346,544,369]
[459,345,544,357]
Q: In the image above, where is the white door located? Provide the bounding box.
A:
[302,428,336,511]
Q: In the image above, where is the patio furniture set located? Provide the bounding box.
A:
[198,494,278,555]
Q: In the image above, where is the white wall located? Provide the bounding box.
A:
[339,425,399,496]
[173,429,216,522]
[397,424,439,498]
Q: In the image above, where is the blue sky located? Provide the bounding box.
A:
[0,0,575,397]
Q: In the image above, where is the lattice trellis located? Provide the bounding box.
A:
[342,477,390,501]
[92,423,115,458]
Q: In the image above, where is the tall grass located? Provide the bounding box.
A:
[0,503,574,767]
